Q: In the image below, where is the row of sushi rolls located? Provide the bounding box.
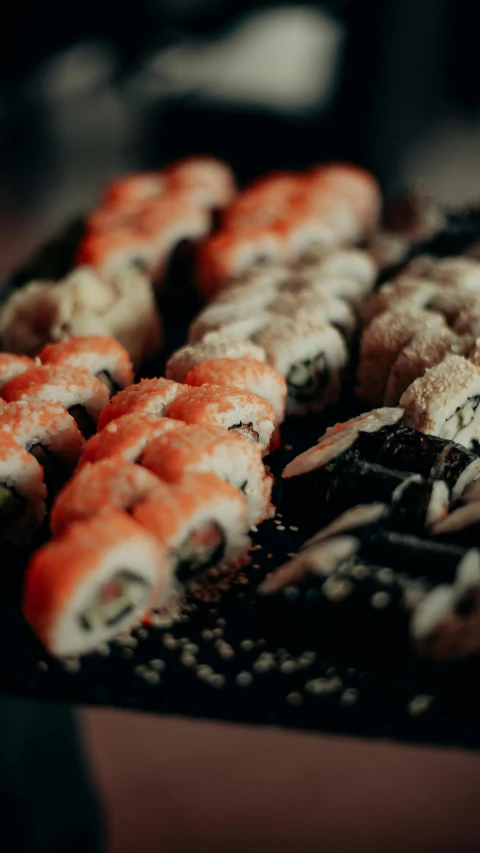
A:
[2,155,480,668]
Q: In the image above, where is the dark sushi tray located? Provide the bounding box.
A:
[2,215,480,752]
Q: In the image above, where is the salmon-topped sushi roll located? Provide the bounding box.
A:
[23,511,171,657]
[39,336,134,395]
[308,162,382,236]
[222,172,305,226]
[141,423,274,526]
[50,459,169,536]
[97,377,182,430]
[165,334,266,382]
[165,156,236,210]
[133,472,250,583]
[166,384,276,452]
[78,413,184,469]
[184,357,287,424]
[103,172,166,207]
[274,208,339,263]
[1,400,85,490]
[196,226,284,301]
[75,228,157,278]
[0,431,47,543]
[2,365,110,438]
[0,354,36,390]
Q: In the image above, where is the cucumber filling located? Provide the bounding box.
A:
[79,570,149,631]
[287,353,329,403]
[68,405,96,438]
[96,371,121,396]
[175,522,225,582]
[228,423,259,443]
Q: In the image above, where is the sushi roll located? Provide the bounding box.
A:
[184,357,287,425]
[259,536,360,595]
[411,548,480,661]
[0,354,36,390]
[196,226,284,301]
[23,511,171,657]
[453,305,480,339]
[103,172,166,206]
[253,316,347,415]
[307,163,381,235]
[356,307,447,405]
[39,336,134,395]
[215,262,289,301]
[275,207,339,261]
[166,384,276,452]
[269,290,357,341]
[2,365,109,438]
[384,327,470,406]
[188,309,273,345]
[285,272,369,311]
[305,503,389,547]
[165,334,266,383]
[75,228,157,278]
[165,156,237,211]
[431,257,480,290]
[50,459,168,535]
[362,528,468,583]
[399,354,480,446]
[97,377,182,431]
[294,248,377,290]
[361,277,439,325]
[0,431,47,543]
[141,423,274,526]
[0,400,85,489]
[431,443,480,499]
[222,172,305,227]
[132,472,250,583]
[78,413,185,469]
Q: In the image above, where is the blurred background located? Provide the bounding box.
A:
[1,0,480,278]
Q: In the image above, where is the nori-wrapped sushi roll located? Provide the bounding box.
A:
[362,529,468,583]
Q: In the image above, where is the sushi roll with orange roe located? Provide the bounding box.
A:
[0,400,85,490]
[308,162,381,236]
[165,156,236,211]
[2,365,110,437]
[222,172,305,227]
[103,172,166,207]
[39,335,134,395]
[78,413,185,469]
[184,357,287,425]
[75,228,157,278]
[50,459,168,536]
[141,424,274,526]
[132,472,250,584]
[97,377,182,431]
[196,226,284,301]
[0,353,36,390]
[23,511,171,656]
[0,431,47,543]
[165,334,266,383]
[166,384,276,452]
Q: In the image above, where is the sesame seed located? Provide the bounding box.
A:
[253,658,274,673]
[184,643,199,654]
[63,658,81,674]
[377,567,395,585]
[218,644,235,660]
[143,671,160,686]
[350,563,370,580]
[122,648,134,659]
[137,628,149,640]
[341,688,359,706]
[251,544,262,551]
[201,629,214,641]
[371,591,391,609]
[240,639,255,652]
[37,661,48,672]
[408,694,434,716]
[256,638,267,648]
[217,617,226,625]
[286,692,303,706]
[277,525,286,531]
[285,444,293,451]
[322,576,353,602]
[196,665,213,680]
[289,526,299,532]
[212,627,224,638]
[180,653,196,667]
[162,634,178,649]
[209,674,226,689]
[266,553,273,559]
[252,563,261,569]
[236,671,253,687]
[280,659,297,674]
[150,659,165,671]
[306,677,342,695]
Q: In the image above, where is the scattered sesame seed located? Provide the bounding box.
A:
[252,563,261,569]
[218,644,235,660]
[256,638,267,648]
[377,567,395,585]
[137,628,149,640]
[253,657,274,673]
[371,591,391,609]
[306,677,342,695]
[150,659,165,671]
[280,659,298,675]
[326,666,337,677]
[63,658,81,674]
[217,617,226,625]
[341,688,359,706]
[240,639,255,652]
[162,634,178,649]
[117,634,138,648]
[286,692,303,706]
[408,694,434,716]
[322,576,353,602]
[37,661,48,672]
[212,627,224,638]
[180,653,196,667]
[236,671,253,687]
[143,671,160,686]
[289,526,299,532]
[196,665,214,680]
[209,674,226,689]
[266,553,273,559]
[277,525,286,531]
[184,643,199,654]
[122,648,134,659]
[134,665,149,676]
[285,444,293,451]
[201,629,214,641]
[350,563,370,580]
[277,512,283,518]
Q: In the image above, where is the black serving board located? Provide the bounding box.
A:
[2,214,480,751]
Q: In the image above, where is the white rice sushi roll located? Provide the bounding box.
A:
[400,354,480,446]
[165,334,266,383]
[283,273,367,310]
[188,306,274,344]
[23,511,172,657]
[253,316,348,415]
[294,248,378,290]
[356,307,447,406]
[38,336,134,395]
[269,289,357,340]
[0,431,47,543]
[0,354,36,390]
[361,276,439,325]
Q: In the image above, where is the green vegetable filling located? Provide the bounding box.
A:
[79,570,149,631]
[287,354,328,403]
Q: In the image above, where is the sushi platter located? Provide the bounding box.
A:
[2,159,480,752]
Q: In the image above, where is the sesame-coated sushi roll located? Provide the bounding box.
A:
[184,358,287,424]
[253,316,347,415]
[2,365,109,438]
[361,277,439,325]
[431,257,480,290]
[0,354,36,390]
[269,290,357,341]
[166,384,276,452]
[188,307,273,345]
[51,459,168,536]
[275,210,339,261]
[166,335,266,383]
[132,472,250,583]
[0,400,85,488]
[283,272,369,311]
[294,248,377,290]
[39,336,134,395]
[97,377,182,431]
[196,227,284,301]
[400,354,480,446]
[141,424,273,526]
[215,262,288,301]
[165,156,236,210]
[78,414,185,469]
[356,307,447,405]
[384,327,471,406]
[0,432,46,543]
[23,511,171,657]
[103,172,166,206]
